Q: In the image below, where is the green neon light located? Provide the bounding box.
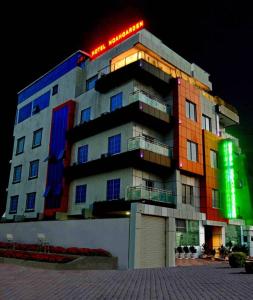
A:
[219,140,237,218]
[218,139,253,223]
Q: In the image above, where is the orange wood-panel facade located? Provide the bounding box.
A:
[200,130,227,222]
[173,78,204,176]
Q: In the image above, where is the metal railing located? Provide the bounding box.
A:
[125,185,174,204]
[129,90,169,113]
[128,136,173,157]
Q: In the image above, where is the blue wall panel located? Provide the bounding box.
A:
[45,105,68,209]
[33,90,50,111]
[17,91,50,124]
[18,52,84,104]
[18,102,32,123]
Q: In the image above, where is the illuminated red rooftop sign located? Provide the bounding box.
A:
[90,20,144,59]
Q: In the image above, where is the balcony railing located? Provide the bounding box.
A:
[128,136,173,157]
[125,185,174,204]
[129,90,170,114]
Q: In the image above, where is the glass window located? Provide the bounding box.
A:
[108,134,121,155]
[52,84,58,95]
[81,107,91,123]
[182,184,194,205]
[78,145,88,164]
[86,75,98,91]
[202,114,212,131]
[32,129,43,148]
[26,192,36,211]
[107,179,120,200]
[16,136,25,155]
[9,195,18,213]
[75,185,87,204]
[212,189,220,208]
[176,219,199,246]
[187,140,198,162]
[210,150,218,168]
[110,92,123,112]
[13,165,22,183]
[176,219,186,232]
[186,100,197,121]
[29,160,39,179]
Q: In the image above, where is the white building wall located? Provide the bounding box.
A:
[68,168,133,214]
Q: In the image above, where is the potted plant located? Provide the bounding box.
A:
[189,245,197,259]
[177,246,183,259]
[183,246,190,259]
[219,244,228,260]
[210,248,216,260]
[175,248,179,259]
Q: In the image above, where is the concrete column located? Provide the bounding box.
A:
[243,226,253,256]
[199,221,205,246]
[221,226,226,246]
[166,217,176,267]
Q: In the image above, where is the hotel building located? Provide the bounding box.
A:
[4,21,253,268]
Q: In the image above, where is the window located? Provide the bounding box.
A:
[32,129,43,148]
[187,140,198,162]
[176,219,187,232]
[29,160,39,179]
[52,84,58,95]
[81,107,91,123]
[108,134,121,155]
[9,196,18,213]
[110,92,123,112]
[86,75,98,91]
[212,189,220,208]
[210,150,218,168]
[26,192,36,211]
[182,184,194,205]
[75,185,87,204]
[16,136,25,155]
[78,145,88,164]
[107,179,120,200]
[176,219,199,246]
[202,114,212,132]
[186,100,197,121]
[144,179,154,188]
[13,165,22,183]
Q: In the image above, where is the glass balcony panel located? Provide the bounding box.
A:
[128,136,172,158]
[126,186,174,204]
[129,90,167,113]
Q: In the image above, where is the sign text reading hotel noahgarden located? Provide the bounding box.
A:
[90,20,144,59]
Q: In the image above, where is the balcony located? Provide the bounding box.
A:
[129,90,170,114]
[67,99,171,144]
[95,59,172,94]
[216,104,239,127]
[64,147,172,181]
[128,136,173,158]
[125,186,175,206]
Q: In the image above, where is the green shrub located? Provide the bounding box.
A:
[228,252,246,268]
[245,261,253,274]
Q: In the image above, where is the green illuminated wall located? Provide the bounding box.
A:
[218,139,253,224]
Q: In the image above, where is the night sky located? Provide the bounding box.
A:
[1,1,253,214]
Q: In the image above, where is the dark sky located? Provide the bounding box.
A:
[1,1,253,213]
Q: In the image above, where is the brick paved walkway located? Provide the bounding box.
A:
[0,263,252,299]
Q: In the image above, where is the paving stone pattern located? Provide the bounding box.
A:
[0,263,252,299]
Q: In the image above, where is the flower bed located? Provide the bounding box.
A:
[0,242,111,257]
[0,249,74,263]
